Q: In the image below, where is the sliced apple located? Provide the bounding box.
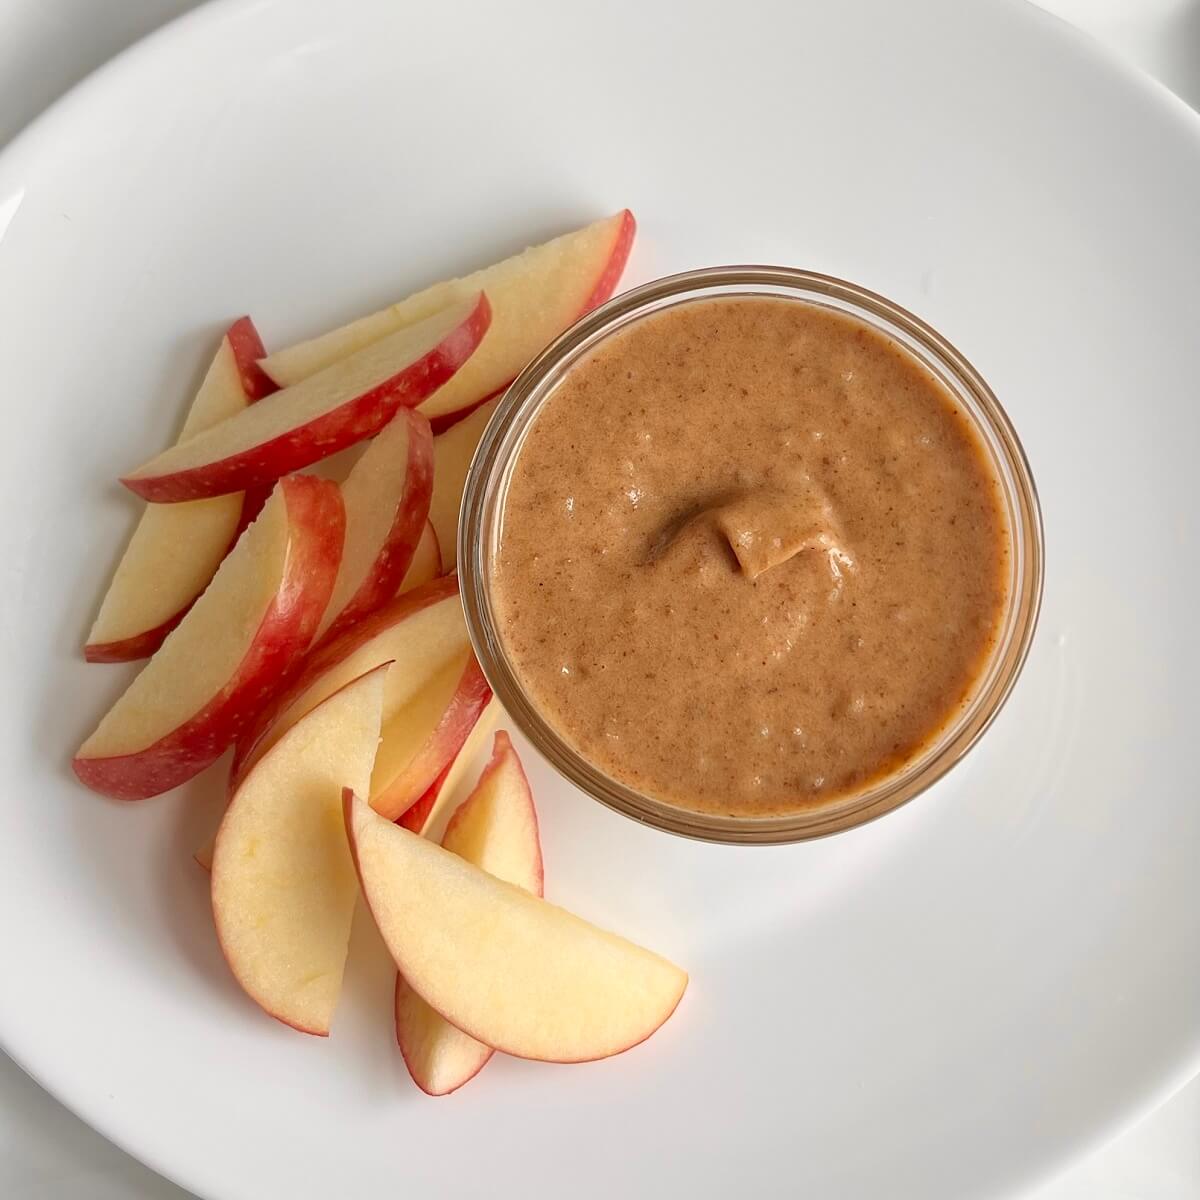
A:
[85,318,277,662]
[122,294,490,502]
[371,654,492,821]
[225,316,279,404]
[397,697,500,835]
[73,476,343,801]
[347,793,687,1063]
[395,731,543,1095]
[428,395,500,569]
[212,664,387,1035]
[260,211,636,431]
[316,408,434,643]
[398,521,441,594]
[230,575,466,792]
[439,733,543,885]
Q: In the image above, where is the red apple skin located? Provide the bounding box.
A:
[122,295,491,502]
[578,208,636,315]
[320,409,435,645]
[396,768,445,834]
[228,573,461,794]
[423,211,635,436]
[73,476,344,801]
[84,618,186,666]
[373,655,492,822]
[84,317,279,664]
[226,315,279,537]
[225,316,278,403]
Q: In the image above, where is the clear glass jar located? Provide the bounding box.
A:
[459,267,1044,844]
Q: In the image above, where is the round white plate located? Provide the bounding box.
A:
[1,0,1197,1196]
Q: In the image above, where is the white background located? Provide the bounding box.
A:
[0,1,1197,1196]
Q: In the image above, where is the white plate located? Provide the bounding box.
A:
[0,1,1197,1196]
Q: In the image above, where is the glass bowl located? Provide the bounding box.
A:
[458,267,1044,845]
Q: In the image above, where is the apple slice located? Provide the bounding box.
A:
[395,731,543,1095]
[428,395,500,569]
[230,575,466,792]
[398,521,441,594]
[85,318,277,662]
[212,664,387,1035]
[122,294,490,502]
[371,654,492,821]
[260,212,635,432]
[194,663,492,871]
[73,476,343,801]
[316,407,434,643]
[346,793,687,1063]
[397,696,500,835]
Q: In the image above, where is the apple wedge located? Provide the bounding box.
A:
[260,212,635,433]
[398,521,441,594]
[316,407,434,643]
[428,395,500,569]
[73,476,343,801]
[371,654,492,821]
[195,662,488,874]
[346,793,687,1063]
[397,696,499,835]
[122,294,490,502]
[395,731,543,1095]
[230,575,466,792]
[85,317,277,662]
[212,664,387,1035]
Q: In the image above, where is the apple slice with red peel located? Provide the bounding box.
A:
[316,408,434,643]
[371,654,492,821]
[230,575,466,792]
[395,731,543,1095]
[85,318,278,662]
[260,211,635,432]
[346,793,687,1063]
[225,316,279,403]
[398,697,500,835]
[429,395,500,569]
[74,476,343,801]
[122,294,490,502]
[212,664,387,1035]
[398,521,441,594]
[195,537,457,870]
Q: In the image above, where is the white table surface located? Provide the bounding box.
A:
[1,1,1197,1196]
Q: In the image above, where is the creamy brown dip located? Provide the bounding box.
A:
[493,297,1009,817]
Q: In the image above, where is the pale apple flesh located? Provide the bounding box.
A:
[347,793,687,1063]
[85,317,276,662]
[73,475,344,800]
[316,407,434,642]
[229,575,467,792]
[370,653,492,822]
[260,212,636,433]
[212,665,387,1035]
[398,521,441,595]
[428,395,500,569]
[395,730,544,1095]
[122,294,490,502]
